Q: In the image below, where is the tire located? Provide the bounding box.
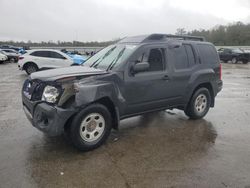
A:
[25,63,38,75]
[185,88,211,120]
[10,58,15,63]
[70,104,112,151]
[243,60,248,64]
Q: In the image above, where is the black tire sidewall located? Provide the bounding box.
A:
[186,88,211,119]
[70,104,112,151]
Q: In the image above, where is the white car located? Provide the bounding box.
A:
[18,49,74,75]
[0,52,8,63]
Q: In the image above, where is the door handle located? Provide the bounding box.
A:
[162,75,170,81]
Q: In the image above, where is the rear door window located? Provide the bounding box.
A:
[169,45,189,70]
[184,44,196,67]
[30,51,50,58]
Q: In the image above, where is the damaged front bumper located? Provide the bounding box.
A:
[22,94,76,136]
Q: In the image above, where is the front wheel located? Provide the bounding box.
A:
[185,88,211,119]
[70,104,112,151]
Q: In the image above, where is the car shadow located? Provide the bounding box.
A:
[25,110,217,187]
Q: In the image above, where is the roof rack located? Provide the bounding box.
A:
[118,34,206,44]
[144,34,205,42]
[164,34,205,41]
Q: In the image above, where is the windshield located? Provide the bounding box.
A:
[83,44,137,70]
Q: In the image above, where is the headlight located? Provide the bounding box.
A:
[42,85,60,103]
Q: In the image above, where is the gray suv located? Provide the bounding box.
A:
[22,34,223,151]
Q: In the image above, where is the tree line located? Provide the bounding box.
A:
[1,22,250,47]
[176,22,250,46]
[0,40,118,48]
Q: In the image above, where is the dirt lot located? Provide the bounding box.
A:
[0,63,250,188]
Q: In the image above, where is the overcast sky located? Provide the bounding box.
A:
[0,0,250,42]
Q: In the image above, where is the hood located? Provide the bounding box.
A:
[30,66,107,81]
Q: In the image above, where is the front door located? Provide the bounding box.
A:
[122,45,178,116]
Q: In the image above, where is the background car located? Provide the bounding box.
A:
[0,45,26,54]
[217,48,250,64]
[18,49,74,74]
[0,49,19,62]
[61,50,88,65]
[0,52,8,63]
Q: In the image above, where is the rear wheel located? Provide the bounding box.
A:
[185,88,211,119]
[10,58,15,63]
[243,60,248,64]
[70,104,112,151]
[25,63,38,75]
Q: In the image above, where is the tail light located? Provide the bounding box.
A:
[19,56,24,60]
[219,63,222,80]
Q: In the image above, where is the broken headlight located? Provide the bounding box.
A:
[42,85,60,103]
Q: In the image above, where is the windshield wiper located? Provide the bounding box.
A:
[106,48,125,71]
[90,58,100,67]
[90,46,117,68]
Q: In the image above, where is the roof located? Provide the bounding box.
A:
[26,49,62,53]
[118,34,206,44]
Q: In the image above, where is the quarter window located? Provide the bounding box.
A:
[198,44,219,64]
[49,52,65,59]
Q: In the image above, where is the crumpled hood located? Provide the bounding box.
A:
[30,66,107,81]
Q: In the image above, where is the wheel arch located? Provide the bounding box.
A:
[187,82,215,109]
[94,97,119,130]
[23,61,39,70]
[63,96,119,133]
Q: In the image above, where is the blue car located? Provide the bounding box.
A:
[60,49,88,65]
[66,53,88,65]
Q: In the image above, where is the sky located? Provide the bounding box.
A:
[0,0,250,42]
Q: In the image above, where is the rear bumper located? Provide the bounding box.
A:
[22,94,76,136]
[217,80,223,93]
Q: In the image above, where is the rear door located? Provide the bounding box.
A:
[30,51,52,68]
[167,43,198,104]
[48,51,73,67]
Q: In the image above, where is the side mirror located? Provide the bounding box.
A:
[132,62,149,74]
